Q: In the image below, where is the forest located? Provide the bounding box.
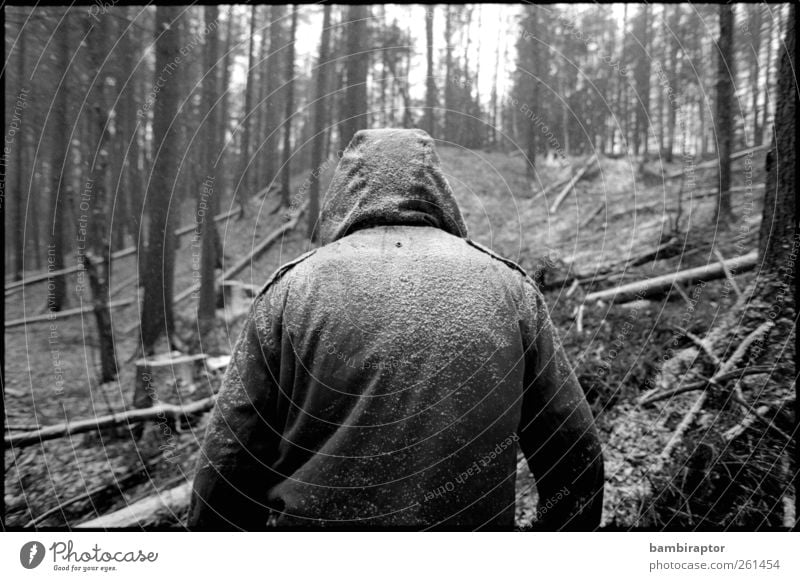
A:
[3,3,796,529]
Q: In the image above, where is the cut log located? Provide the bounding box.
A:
[664,144,770,179]
[4,395,216,449]
[584,250,758,304]
[548,154,599,213]
[5,297,136,329]
[76,481,192,528]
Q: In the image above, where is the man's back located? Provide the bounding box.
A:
[266,225,529,528]
[188,129,603,530]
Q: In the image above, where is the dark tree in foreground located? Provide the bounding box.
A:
[279,6,298,208]
[141,6,182,355]
[307,4,332,241]
[84,13,118,382]
[47,18,69,311]
[714,5,735,222]
[423,6,436,137]
[339,5,368,149]
[198,5,222,350]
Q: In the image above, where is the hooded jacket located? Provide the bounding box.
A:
[188,128,603,530]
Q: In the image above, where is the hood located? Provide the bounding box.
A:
[318,128,468,245]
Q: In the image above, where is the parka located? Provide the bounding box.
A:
[188,128,604,530]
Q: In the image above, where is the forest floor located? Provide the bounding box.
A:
[4,144,769,529]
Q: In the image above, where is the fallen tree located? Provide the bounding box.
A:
[4,203,243,297]
[76,481,192,528]
[173,201,309,306]
[664,144,770,179]
[549,153,599,213]
[5,297,136,329]
[4,395,216,449]
[584,250,758,304]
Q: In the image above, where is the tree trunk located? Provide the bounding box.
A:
[757,5,795,288]
[264,6,285,194]
[235,6,257,217]
[279,7,298,208]
[48,20,69,311]
[423,6,436,137]
[714,5,735,222]
[85,14,118,382]
[141,6,182,355]
[307,5,332,241]
[340,5,369,149]
[13,25,26,281]
[198,5,222,349]
[444,6,453,142]
[749,5,763,146]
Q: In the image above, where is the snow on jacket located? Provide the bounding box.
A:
[188,128,603,530]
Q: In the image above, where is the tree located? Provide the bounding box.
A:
[423,6,436,137]
[141,5,182,355]
[279,6,298,208]
[13,23,26,281]
[263,5,285,195]
[339,5,369,149]
[235,5,257,217]
[198,5,222,350]
[757,5,795,288]
[632,5,652,156]
[714,5,735,223]
[84,12,118,381]
[307,4,332,241]
[47,18,69,311]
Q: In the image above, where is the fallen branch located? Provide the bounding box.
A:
[174,201,308,306]
[665,144,771,179]
[5,298,136,329]
[4,396,216,449]
[638,366,772,406]
[549,154,598,213]
[5,205,244,297]
[579,203,605,229]
[76,481,192,528]
[585,250,758,304]
[713,248,743,299]
[122,202,308,335]
[654,322,775,465]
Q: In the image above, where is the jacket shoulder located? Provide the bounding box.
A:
[256,249,318,298]
[465,239,531,280]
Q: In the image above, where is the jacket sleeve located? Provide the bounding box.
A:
[517,280,604,530]
[187,289,282,530]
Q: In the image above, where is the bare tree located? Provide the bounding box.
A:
[279,6,298,208]
[714,4,735,222]
[339,5,369,149]
[141,6,182,355]
[307,4,332,241]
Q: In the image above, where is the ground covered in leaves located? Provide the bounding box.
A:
[6,144,790,529]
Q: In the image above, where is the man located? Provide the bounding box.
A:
[188,128,603,530]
